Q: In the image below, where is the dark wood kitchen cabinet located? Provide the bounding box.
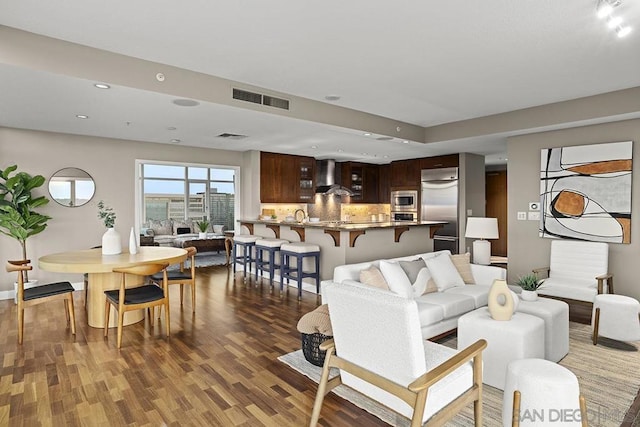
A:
[260,152,315,203]
[390,159,420,189]
[341,162,380,203]
[378,164,390,203]
[419,154,459,170]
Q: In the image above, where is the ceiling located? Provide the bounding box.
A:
[1,1,640,165]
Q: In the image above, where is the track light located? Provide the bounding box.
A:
[596,0,631,38]
[616,25,632,37]
[596,0,621,18]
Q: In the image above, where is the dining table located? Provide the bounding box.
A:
[39,246,188,328]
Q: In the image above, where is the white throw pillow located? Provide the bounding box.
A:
[424,253,465,291]
[412,268,431,297]
[379,260,413,298]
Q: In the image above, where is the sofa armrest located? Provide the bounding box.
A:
[596,273,614,294]
[470,264,506,285]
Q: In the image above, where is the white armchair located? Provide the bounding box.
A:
[533,240,613,303]
[310,281,487,427]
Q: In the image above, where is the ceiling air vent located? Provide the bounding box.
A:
[217,133,248,140]
[233,88,290,110]
[263,95,290,110]
[233,88,262,104]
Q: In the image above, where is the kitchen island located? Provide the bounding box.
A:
[237,219,446,284]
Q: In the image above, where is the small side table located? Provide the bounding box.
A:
[458,307,544,390]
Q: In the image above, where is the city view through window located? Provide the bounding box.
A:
[140,163,236,230]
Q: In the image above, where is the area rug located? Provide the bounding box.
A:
[167,252,227,270]
[278,322,640,427]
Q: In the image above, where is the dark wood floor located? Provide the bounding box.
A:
[1,267,639,426]
[0,266,388,426]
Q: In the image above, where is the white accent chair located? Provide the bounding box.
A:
[503,358,587,427]
[592,294,640,345]
[533,240,613,303]
[310,281,487,427]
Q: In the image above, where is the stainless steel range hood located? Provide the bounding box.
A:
[315,159,354,196]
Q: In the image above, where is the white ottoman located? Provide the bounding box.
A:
[503,359,584,427]
[592,294,640,345]
[458,308,545,390]
[516,297,569,362]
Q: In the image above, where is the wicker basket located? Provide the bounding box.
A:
[301,332,332,367]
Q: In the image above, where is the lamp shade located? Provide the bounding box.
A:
[465,217,499,239]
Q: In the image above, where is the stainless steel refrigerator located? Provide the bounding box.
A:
[420,167,459,253]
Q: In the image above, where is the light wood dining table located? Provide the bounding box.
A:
[39,246,188,328]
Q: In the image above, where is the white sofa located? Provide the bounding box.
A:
[321,250,506,340]
[141,219,226,246]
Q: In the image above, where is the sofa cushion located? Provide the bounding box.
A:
[398,258,427,283]
[148,219,173,236]
[416,292,476,319]
[212,224,226,234]
[414,300,445,326]
[172,219,193,234]
[445,284,491,308]
[380,260,413,298]
[450,253,474,284]
[359,266,390,290]
[424,253,465,291]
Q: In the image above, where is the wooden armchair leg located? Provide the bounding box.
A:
[592,307,600,345]
[512,390,521,427]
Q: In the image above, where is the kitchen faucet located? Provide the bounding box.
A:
[294,208,306,222]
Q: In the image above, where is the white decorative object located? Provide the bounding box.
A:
[487,279,514,321]
[129,227,138,254]
[465,217,499,265]
[102,228,122,255]
[424,253,465,291]
[521,289,538,301]
[199,232,207,239]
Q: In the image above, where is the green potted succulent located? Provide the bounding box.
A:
[516,273,544,301]
[196,219,210,239]
[0,165,51,283]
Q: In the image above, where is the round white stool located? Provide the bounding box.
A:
[280,242,320,300]
[503,358,585,427]
[457,307,544,390]
[516,298,569,362]
[592,294,640,345]
[255,238,289,288]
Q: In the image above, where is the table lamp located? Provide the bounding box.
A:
[465,217,499,265]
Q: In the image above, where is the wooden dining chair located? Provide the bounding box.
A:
[104,263,170,348]
[150,246,197,313]
[6,260,76,344]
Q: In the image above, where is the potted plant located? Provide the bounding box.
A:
[97,200,121,255]
[196,219,210,239]
[0,164,51,283]
[517,273,544,301]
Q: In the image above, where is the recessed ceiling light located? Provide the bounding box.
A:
[363,133,371,136]
[167,126,177,131]
[171,139,181,143]
[324,95,341,102]
[338,149,344,153]
[94,83,110,89]
[402,140,410,144]
[383,155,389,158]
[311,145,317,149]
[361,152,368,155]
[76,114,89,119]
[172,99,200,107]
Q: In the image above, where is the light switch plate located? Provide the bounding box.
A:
[517,212,526,220]
[467,209,473,215]
[528,211,540,221]
[529,202,540,211]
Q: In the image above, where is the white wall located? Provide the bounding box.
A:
[0,126,244,293]
[507,118,640,299]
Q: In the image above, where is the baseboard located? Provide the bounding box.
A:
[0,281,84,301]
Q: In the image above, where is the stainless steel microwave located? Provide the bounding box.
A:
[390,190,418,212]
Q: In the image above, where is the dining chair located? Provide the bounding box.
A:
[6,259,76,344]
[104,263,170,348]
[150,246,197,313]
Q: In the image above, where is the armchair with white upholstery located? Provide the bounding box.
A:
[310,281,487,427]
[533,240,613,303]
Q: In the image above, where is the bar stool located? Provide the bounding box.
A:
[255,238,289,288]
[233,235,262,279]
[280,242,320,300]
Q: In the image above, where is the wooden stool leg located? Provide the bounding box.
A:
[191,282,196,313]
[297,255,303,301]
[180,284,184,306]
[117,310,125,348]
[104,301,111,337]
[68,294,76,336]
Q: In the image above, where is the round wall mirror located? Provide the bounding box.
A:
[48,168,96,207]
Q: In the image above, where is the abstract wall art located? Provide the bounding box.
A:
[540,141,633,243]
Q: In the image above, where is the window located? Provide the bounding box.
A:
[138,162,237,231]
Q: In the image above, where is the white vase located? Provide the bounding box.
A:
[199,232,207,239]
[521,290,539,301]
[487,279,514,321]
[129,226,138,254]
[102,227,122,255]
